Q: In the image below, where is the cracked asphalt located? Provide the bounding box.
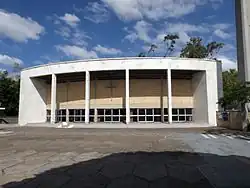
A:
[0,127,250,188]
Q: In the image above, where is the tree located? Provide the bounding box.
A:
[0,71,20,116]
[207,41,224,59]
[138,52,146,57]
[218,69,250,110]
[180,37,224,59]
[163,34,179,57]
[147,44,158,56]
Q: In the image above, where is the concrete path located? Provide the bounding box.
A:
[0,127,250,188]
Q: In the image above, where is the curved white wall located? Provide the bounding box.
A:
[19,57,219,126]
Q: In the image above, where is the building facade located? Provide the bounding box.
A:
[236,0,250,82]
[18,57,222,127]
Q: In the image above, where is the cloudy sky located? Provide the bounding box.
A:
[0,0,236,72]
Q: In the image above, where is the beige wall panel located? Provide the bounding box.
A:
[46,79,193,109]
[91,80,125,108]
[130,79,161,108]
[47,81,85,109]
[163,79,193,108]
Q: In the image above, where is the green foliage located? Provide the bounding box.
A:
[0,71,20,116]
[163,34,179,57]
[180,37,224,59]
[218,69,250,109]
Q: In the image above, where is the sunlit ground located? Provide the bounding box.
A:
[0,127,250,188]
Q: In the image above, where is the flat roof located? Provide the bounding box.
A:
[22,57,217,71]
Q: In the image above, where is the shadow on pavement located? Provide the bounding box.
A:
[2,151,250,188]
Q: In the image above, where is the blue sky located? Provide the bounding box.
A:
[0,0,236,72]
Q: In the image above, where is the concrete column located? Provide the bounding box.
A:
[85,71,90,124]
[66,109,69,124]
[94,76,98,123]
[160,76,164,122]
[167,69,172,124]
[51,74,57,124]
[94,108,98,123]
[66,82,69,124]
[125,69,130,124]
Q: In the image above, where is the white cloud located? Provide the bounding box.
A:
[55,26,71,38]
[52,14,90,46]
[94,45,122,55]
[124,20,152,43]
[102,0,223,21]
[124,32,138,43]
[134,20,152,43]
[214,29,231,39]
[59,13,80,27]
[213,23,231,30]
[71,28,90,46]
[84,2,110,23]
[55,45,98,59]
[217,55,237,70]
[212,23,232,39]
[167,23,209,33]
[0,54,23,66]
[0,9,44,42]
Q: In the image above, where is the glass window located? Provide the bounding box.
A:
[131,117,137,122]
[120,109,126,115]
[113,109,119,115]
[90,117,94,122]
[179,109,185,115]
[139,116,145,121]
[164,108,168,115]
[99,117,104,122]
[186,116,192,121]
[75,110,81,115]
[146,109,153,115]
[130,109,137,115]
[47,110,51,115]
[113,116,119,122]
[75,117,80,122]
[90,109,94,115]
[186,108,192,115]
[146,116,153,121]
[105,109,112,115]
[139,109,145,115]
[120,116,126,122]
[164,116,168,122]
[172,109,178,115]
[98,109,104,116]
[179,116,186,121]
[154,109,161,115]
[154,116,161,122]
[172,116,178,121]
[105,116,111,121]
[69,117,74,122]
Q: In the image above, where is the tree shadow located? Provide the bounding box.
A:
[2,151,250,188]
